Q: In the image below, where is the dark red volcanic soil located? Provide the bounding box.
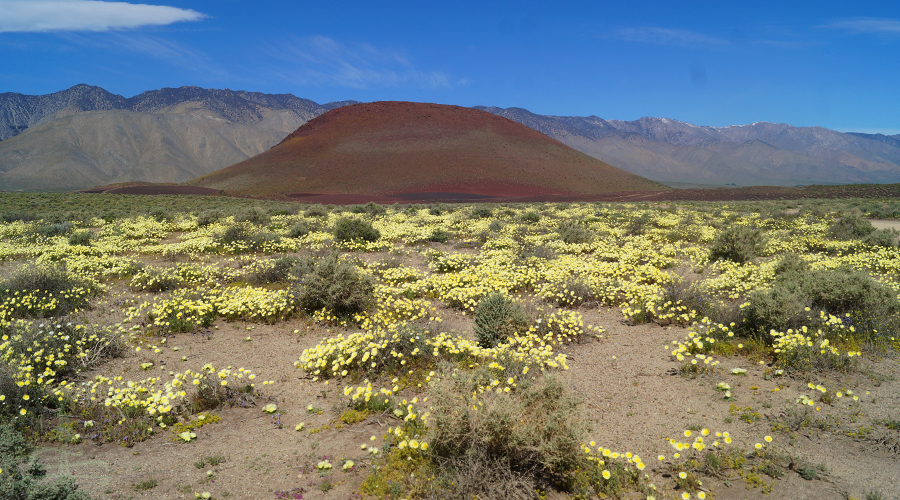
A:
[80,183,221,195]
[185,101,669,198]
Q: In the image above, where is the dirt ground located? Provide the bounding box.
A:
[35,297,900,500]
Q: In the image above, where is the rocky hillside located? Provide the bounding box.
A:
[0,85,356,191]
[187,101,668,198]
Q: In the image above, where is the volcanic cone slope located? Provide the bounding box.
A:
[186,101,669,198]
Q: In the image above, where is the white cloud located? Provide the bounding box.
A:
[266,35,452,89]
[0,0,205,33]
[609,27,728,47]
[822,18,900,35]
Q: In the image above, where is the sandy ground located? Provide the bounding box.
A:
[34,299,900,500]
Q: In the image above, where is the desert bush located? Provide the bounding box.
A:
[556,220,591,244]
[303,204,329,217]
[470,206,493,219]
[624,213,651,236]
[474,293,529,348]
[67,230,92,246]
[0,212,35,223]
[862,229,896,248]
[829,215,875,240]
[520,245,557,261]
[292,253,374,317]
[234,206,270,225]
[428,370,588,489]
[148,209,170,223]
[286,221,309,238]
[333,217,380,243]
[488,220,504,233]
[349,202,386,216]
[745,286,810,339]
[196,210,220,227]
[708,225,766,263]
[217,222,281,251]
[35,222,73,238]
[428,228,452,243]
[745,266,900,344]
[0,424,92,500]
[245,255,309,284]
[520,211,540,223]
[0,265,101,318]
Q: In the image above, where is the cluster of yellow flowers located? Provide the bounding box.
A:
[66,363,257,417]
[666,428,733,454]
[582,442,647,472]
[0,321,122,414]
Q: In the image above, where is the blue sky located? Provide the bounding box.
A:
[1,0,898,133]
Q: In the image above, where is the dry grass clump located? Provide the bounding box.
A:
[427,368,589,495]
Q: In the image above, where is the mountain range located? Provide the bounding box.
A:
[0,85,355,191]
[1,84,899,191]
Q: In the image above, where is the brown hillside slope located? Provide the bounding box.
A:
[186,101,669,198]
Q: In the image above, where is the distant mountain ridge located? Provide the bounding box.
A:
[0,85,358,191]
[473,107,900,186]
[1,84,899,191]
[0,84,354,141]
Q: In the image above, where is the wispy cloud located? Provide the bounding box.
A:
[0,0,205,33]
[59,31,225,76]
[266,35,453,89]
[608,27,728,47]
[821,18,900,35]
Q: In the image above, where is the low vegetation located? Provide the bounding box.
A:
[0,193,898,499]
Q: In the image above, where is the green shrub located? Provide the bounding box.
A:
[67,230,92,246]
[829,215,875,240]
[333,217,380,243]
[292,254,374,317]
[745,266,900,344]
[36,222,73,238]
[0,424,92,500]
[745,285,810,338]
[474,293,528,348]
[470,207,493,219]
[520,211,540,223]
[773,253,809,275]
[304,204,329,217]
[217,222,281,251]
[234,207,270,225]
[557,220,591,244]
[245,255,309,284]
[428,228,452,243]
[287,221,309,238]
[0,212,35,223]
[709,226,766,263]
[862,229,896,248]
[196,210,220,227]
[148,209,170,222]
[624,214,651,236]
[488,220,504,233]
